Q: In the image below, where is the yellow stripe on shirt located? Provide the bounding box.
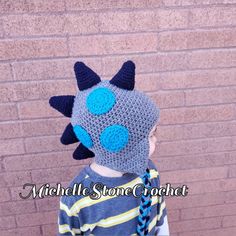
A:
[157,200,166,221]
[148,215,158,233]
[59,224,81,235]
[60,201,78,217]
[80,195,159,232]
[69,169,159,215]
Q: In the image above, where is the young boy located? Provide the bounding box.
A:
[49,60,169,235]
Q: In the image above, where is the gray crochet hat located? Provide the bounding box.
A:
[49,60,160,175]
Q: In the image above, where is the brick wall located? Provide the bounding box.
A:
[0,0,236,235]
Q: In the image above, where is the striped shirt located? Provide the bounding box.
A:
[58,159,168,236]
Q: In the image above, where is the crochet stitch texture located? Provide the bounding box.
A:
[50,60,160,175]
[71,71,160,175]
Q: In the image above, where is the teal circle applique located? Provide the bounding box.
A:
[100,125,129,152]
[86,87,116,115]
[73,125,93,148]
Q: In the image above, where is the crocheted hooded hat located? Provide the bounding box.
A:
[49,60,160,175]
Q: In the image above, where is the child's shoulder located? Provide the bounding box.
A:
[60,166,93,206]
[68,166,91,187]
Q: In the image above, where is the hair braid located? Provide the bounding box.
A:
[137,168,152,236]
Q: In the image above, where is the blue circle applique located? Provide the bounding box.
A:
[100,125,129,152]
[86,87,116,115]
[73,125,93,148]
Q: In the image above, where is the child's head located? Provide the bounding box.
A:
[49,60,160,175]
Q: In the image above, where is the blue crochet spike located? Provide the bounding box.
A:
[73,143,95,160]
[109,60,135,90]
[49,95,75,117]
[61,123,78,145]
[74,61,101,91]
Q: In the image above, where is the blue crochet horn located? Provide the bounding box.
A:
[49,95,75,118]
[48,61,101,160]
[74,61,101,91]
[49,95,95,159]
[109,60,135,90]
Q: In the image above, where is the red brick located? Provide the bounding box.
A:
[181,227,236,236]
[99,11,158,33]
[158,28,236,51]
[0,63,12,82]
[170,217,222,233]
[1,170,31,187]
[42,223,58,236]
[0,19,3,38]
[189,49,236,69]
[65,13,100,35]
[135,73,162,92]
[16,210,57,226]
[18,100,61,119]
[168,209,180,222]
[0,83,17,102]
[0,0,65,14]
[15,80,76,102]
[225,190,236,203]
[3,14,66,37]
[157,30,188,51]
[166,192,225,210]
[183,121,236,139]
[157,136,233,157]
[0,160,4,172]
[36,197,59,212]
[21,118,67,137]
[187,178,236,195]
[157,9,189,29]
[160,68,236,90]
[155,152,236,172]
[102,52,189,76]
[163,0,194,7]
[149,90,185,108]
[189,6,236,28]
[0,139,25,156]
[0,121,23,139]
[0,38,68,60]
[100,9,188,32]
[222,215,236,227]
[154,124,184,142]
[185,86,236,106]
[151,50,184,73]
[12,58,102,81]
[163,0,235,6]
[31,166,82,183]
[0,174,6,187]
[0,216,16,229]
[0,188,11,202]
[0,200,36,216]
[188,28,236,49]
[229,165,236,178]
[162,166,228,183]
[1,226,41,236]
[181,203,236,220]
[3,151,81,171]
[69,33,157,56]
[66,0,162,11]
[24,135,74,153]
[159,104,235,125]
